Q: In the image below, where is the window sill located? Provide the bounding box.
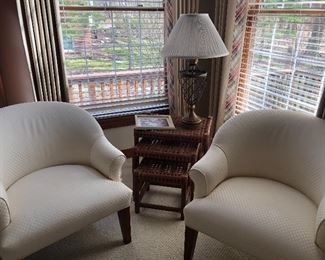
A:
[95,107,169,129]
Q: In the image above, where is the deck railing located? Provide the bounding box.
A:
[67,68,166,106]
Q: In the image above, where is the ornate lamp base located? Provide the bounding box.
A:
[182,105,202,126]
[180,62,207,127]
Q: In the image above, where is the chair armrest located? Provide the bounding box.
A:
[315,196,325,252]
[0,182,10,232]
[90,135,126,181]
[189,144,228,198]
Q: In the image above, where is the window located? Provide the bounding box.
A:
[237,0,325,115]
[59,0,167,118]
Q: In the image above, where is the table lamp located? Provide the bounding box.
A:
[162,13,229,126]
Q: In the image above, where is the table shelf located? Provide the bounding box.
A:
[135,139,200,163]
[134,158,191,186]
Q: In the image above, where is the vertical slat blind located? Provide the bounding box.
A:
[19,0,67,102]
[59,0,167,118]
[237,0,325,115]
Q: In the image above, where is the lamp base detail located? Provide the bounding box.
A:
[182,106,202,127]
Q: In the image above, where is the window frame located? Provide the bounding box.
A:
[59,3,168,129]
[237,3,325,115]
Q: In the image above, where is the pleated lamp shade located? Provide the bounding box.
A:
[161,14,229,59]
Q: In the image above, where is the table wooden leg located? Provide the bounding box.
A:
[190,180,194,201]
[133,176,140,214]
[181,181,187,220]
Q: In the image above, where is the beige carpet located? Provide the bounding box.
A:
[27,160,254,260]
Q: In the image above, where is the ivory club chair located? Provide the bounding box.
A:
[184,110,325,260]
[0,102,132,259]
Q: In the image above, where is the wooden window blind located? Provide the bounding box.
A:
[237,0,325,115]
[59,0,167,118]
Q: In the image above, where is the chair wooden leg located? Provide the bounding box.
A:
[184,226,198,260]
[118,207,131,244]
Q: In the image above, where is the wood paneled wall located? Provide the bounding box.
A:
[0,0,35,106]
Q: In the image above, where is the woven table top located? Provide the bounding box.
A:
[134,117,213,143]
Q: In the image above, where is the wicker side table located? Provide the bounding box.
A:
[133,117,214,220]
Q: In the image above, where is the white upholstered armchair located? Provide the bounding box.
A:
[184,110,325,260]
[0,102,132,259]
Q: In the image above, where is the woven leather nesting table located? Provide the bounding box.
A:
[132,116,215,220]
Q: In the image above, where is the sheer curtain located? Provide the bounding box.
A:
[215,0,248,126]
[205,1,229,124]
[18,0,68,102]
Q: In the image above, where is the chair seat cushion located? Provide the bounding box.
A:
[0,165,132,259]
[184,177,325,260]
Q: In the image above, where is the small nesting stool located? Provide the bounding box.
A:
[132,117,215,219]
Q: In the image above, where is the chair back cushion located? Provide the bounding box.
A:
[0,102,103,189]
[214,110,325,204]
